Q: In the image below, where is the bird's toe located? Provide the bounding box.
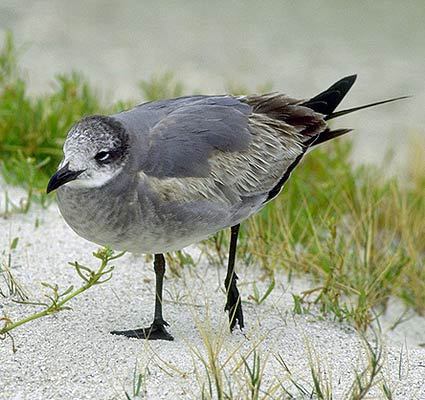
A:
[225,282,244,331]
[111,321,174,341]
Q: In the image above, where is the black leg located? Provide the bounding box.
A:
[111,254,174,341]
[224,224,244,331]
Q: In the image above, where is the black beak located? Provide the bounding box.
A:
[46,163,85,194]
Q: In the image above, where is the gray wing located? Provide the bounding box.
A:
[114,95,326,204]
[114,96,252,178]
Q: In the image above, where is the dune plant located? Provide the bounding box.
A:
[0,247,123,351]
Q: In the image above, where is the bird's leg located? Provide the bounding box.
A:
[224,224,244,331]
[111,253,174,341]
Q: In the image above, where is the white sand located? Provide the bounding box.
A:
[1,185,424,399]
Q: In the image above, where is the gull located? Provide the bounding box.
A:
[46,75,405,340]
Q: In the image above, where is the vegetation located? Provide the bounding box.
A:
[1,31,424,334]
[155,319,390,399]
[0,247,123,351]
[239,138,425,329]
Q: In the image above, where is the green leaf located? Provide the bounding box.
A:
[10,237,19,250]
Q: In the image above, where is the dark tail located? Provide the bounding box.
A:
[302,75,409,146]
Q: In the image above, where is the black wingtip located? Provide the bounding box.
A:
[311,128,354,147]
[302,74,358,116]
[337,74,357,89]
[325,95,410,120]
[344,74,358,84]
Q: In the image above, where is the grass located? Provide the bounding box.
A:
[148,305,391,400]
[0,247,123,352]
[240,142,425,329]
[0,237,28,301]
[124,362,149,400]
[0,31,424,334]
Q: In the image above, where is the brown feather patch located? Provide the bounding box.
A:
[243,94,327,138]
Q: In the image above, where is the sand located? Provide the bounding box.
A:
[1,183,424,400]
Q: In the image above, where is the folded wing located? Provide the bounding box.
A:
[114,95,327,204]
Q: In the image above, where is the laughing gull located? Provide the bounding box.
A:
[46,75,405,340]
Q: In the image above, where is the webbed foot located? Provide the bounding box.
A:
[111,319,174,341]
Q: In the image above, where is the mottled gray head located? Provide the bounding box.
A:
[47,116,129,193]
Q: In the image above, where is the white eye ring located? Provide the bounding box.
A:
[95,151,111,162]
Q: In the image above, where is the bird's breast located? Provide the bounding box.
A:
[55,183,233,254]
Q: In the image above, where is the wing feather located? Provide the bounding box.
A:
[116,95,326,205]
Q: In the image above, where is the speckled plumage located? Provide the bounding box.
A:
[55,92,329,253]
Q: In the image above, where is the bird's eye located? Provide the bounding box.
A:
[95,151,111,163]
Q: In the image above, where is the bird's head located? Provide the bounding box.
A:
[47,115,129,193]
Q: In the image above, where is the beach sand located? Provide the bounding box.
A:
[1,183,424,399]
